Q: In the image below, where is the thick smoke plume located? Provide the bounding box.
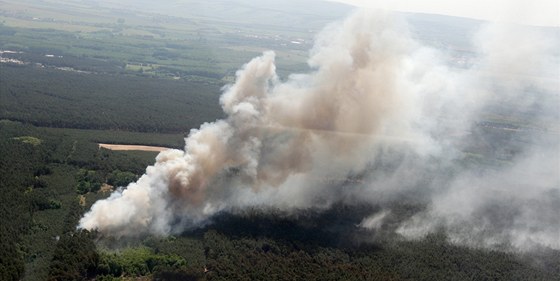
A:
[80,11,559,251]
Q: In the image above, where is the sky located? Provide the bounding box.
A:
[329,0,560,27]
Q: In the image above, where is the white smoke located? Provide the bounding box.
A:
[397,147,560,251]
[79,10,559,251]
[394,23,560,251]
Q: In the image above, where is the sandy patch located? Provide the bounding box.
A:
[79,195,86,206]
[99,183,114,193]
[98,143,172,152]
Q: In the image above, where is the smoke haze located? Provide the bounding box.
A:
[79,10,559,251]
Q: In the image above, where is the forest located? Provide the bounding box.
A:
[1,0,559,280]
[1,119,558,281]
[0,65,223,133]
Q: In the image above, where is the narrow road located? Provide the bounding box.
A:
[98,143,173,152]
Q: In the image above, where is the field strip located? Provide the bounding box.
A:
[98,143,173,152]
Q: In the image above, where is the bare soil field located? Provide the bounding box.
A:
[98,143,172,152]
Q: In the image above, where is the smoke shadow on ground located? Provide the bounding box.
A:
[174,204,560,279]
[181,202,423,250]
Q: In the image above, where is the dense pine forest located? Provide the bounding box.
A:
[0,65,223,133]
[1,121,559,280]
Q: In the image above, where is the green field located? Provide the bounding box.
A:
[0,0,319,81]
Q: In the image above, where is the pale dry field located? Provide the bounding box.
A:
[98,143,172,152]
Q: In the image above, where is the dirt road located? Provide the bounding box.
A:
[98,143,173,152]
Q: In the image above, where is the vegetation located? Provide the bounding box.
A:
[2,118,557,281]
[106,170,138,188]
[0,65,223,133]
[47,230,99,281]
[76,169,103,194]
[96,247,187,278]
[198,225,560,281]
[0,120,159,280]
[0,134,38,280]
[0,1,558,280]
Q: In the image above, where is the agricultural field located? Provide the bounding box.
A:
[0,0,324,81]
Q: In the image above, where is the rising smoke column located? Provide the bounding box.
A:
[80,10,560,251]
[80,11,418,237]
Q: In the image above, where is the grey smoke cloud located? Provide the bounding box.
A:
[79,10,559,251]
